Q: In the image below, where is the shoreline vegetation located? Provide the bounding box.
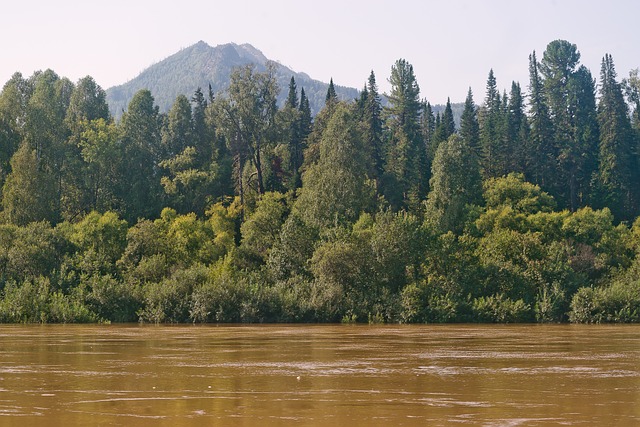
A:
[0,39,639,324]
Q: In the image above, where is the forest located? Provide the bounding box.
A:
[0,39,639,324]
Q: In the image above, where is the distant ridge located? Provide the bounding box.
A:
[106,41,359,118]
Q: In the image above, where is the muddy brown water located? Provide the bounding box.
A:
[0,324,638,426]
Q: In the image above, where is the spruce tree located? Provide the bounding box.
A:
[281,77,303,191]
[422,101,436,156]
[596,54,636,220]
[506,82,529,174]
[299,87,312,141]
[479,69,507,178]
[325,78,337,106]
[433,112,443,145]
[286,76,299,109]
[362,71,384,192]
[540,39,581,208]
[383,59,426,209]
[460,88,480,157]
[442,98,456,138]
[527,51,556,190]
[191,87,211,162]
[568,65,599,209]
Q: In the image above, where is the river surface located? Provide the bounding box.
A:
[0,324,638,426]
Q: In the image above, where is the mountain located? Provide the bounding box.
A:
[106,41,359,119]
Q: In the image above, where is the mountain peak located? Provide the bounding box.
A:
[106,41,358,119]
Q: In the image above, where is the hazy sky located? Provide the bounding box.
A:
[3,0,639,103]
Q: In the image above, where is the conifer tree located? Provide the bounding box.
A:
[383,59,426,209]
[433,112,442,143]
[596,54,637,220]
[568,65,599,208]
[442,98,456,138]
[506,82,529,174]
[540,39,581,207]
[161,94,193,159]
[286,76,299,109]
[281,77,303,191]
[191,87,211,162]
[362,71,384,191]
[479,69,507,178]
[325,78,337,106]
[527,51,556,189]
[460,88,480,156]
[421,101,436,157]
[299,87,312,141]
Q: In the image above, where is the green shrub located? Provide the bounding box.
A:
[471,294,533,323]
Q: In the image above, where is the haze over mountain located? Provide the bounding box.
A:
[106,41,359,119]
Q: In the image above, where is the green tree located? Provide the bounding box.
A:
[278,77,304,191]
[421,101,437,168]
[527,51,556,190]
[506,82,529,174]
[568,65,599,208]
[325,78,337,106]
[361,71,384,191]
[1,143,57,225]
[191,87,212,162]
[299,87,312,141]
[286,76,298,109]
[460,88,480,156]
[383,59,426,209]
[119,89,163,221]
[596,54,636,220]
[0,73,32,187]
[425,134,482,234]
[161,94,193,159]
[239,191,290,266]
[540,40,586,209]
[479,69,508,177]
[66,210,128,277]
[78,118,122,213]
[295,103,373,229]
[213,64,279,202]
[63,76,111,220]
[20,70,74,222]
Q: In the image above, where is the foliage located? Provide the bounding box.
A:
[0,40,640,323]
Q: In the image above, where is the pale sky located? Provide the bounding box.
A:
[3,0,639,104]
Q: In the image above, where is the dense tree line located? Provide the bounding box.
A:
[0,39,639,323]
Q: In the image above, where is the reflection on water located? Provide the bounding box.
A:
[0,324,638,426]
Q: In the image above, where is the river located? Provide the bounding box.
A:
[0,324,638,426]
